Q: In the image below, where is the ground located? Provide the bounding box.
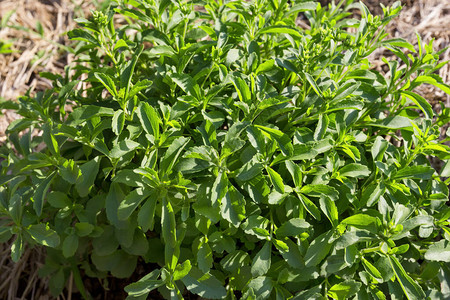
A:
[0,0,448,299]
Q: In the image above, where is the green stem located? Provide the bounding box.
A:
[71,264,91,300]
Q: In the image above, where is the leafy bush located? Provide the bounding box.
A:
[1,0,450,299]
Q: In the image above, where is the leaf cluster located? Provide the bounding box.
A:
[1,0,450,299]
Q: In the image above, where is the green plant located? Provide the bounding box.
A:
[1,0,450,299]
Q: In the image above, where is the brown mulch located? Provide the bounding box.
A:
[0,0,449,299]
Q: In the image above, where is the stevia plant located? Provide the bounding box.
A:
[1,0,450,299]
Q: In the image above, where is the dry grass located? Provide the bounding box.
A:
[0,0,97,143]
[0,0,448,299]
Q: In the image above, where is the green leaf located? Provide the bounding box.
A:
[425,240,450,262]
[341,214,379,233]
[211,171,228,206]
[251,241,271,277]
[138,196,158,232]
[339,163,370,178]
[285,161,302,187]
[75,222,94,237]
[255,125,293,156]
[11,235,24,262]
[371,136,389,161]
[414,75,450,95]
[58,159,81,184]
[114,39,129,51]
[125,270,163,297]
[33,172,56,216]
[230,75,251,104]
[62,234,79,258]
[68,28,98,45]
[173,260,192,281]
[161,197,176,248]
[400,90,433,119]
[246,276,273,299]
[118,188,152,220]
[197,241,213,273]
[171,73,200,99]
[114,8,153,24]
[105,183,126,228]
[285,2,318,16]
[388,255,426,300]
[319,196,339,227]
[27,223,60,247]
[393,165,434,180]
[181,267,227,299]
[136,102,161,140]
[256,25,302,38]
[361,182,385,207]
[220,250,250,272]
[76,157,101,197]
[305,230,334,267]
[327,280,362,300]
[69,105,115,125]
[361,257,383,279]
[298,193,321,221]
[266,166,284,194]
[42,123,59,156]
[121,44,143,99]
[276,218,310,238]
[381,38,416,52]
[300,184,339,201]
[370,116,413,129]
[305,73,323,97]
[110,140,141,159]
[112,110,125,135]
[160,136,190,176]
[314,114,329,141]
[47,191,70,208]
[94,72,118,97]
[221,186,246,227]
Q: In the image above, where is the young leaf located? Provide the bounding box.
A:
[327,280,362,300]
[173,260,192,281]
